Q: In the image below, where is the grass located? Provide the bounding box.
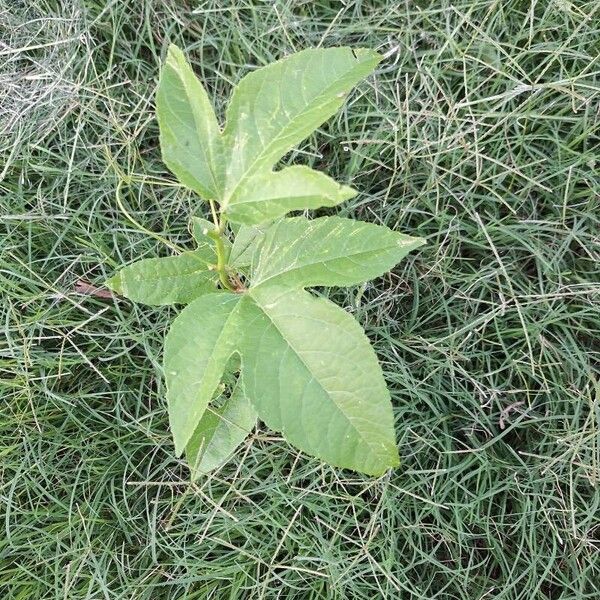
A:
[1,0,599,598]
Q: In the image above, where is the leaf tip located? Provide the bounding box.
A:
[166,43,183,62]
[169,409,191,459]
[374,450,400,477]
[173,439,186,459]
[105,272,123,295]
[397,235,427,251]
[339,183,358,202]
[164,44,191,78]
[351,47,384,69]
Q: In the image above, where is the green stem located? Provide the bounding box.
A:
[207,204,234,291]
[213,232,235,291]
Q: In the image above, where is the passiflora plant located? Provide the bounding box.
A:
[107,45,425,478]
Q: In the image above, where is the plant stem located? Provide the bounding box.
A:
[211,231,235,291]
[207,201,234,291]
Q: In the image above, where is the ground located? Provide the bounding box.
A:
[1,1,599,598]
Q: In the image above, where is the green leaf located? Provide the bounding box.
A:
[229,223,268,268]
[157,46,379,223]
[106,249,217,306]
[164,293,242,454]
[251,216,426,290]
[156,45,223,200]
[225,165,356,225]
[185,380,257,479]
[239,286,399,476]
[191,216,218,244]
[220,47,381,222]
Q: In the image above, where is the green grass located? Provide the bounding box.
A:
[1,0,599,598]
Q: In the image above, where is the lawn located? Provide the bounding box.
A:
[1,0,599,598]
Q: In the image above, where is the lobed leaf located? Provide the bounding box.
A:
[239,286,399,476]
[251,216,426,290]
[157,45,381,224]
[221,47,381,209]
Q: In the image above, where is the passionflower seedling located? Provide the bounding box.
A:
[107,45,425,477]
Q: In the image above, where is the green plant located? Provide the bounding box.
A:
[107,44,425,477]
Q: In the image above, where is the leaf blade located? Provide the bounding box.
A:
[225,165,356,224]
[191,216,217,243]
[251,216,426,290]
[229,223,268,269]
[106,249,217,306]
[240,287,399,476]
[164,293,242,455]
[156,44,223,200]
[185,380,257,479]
